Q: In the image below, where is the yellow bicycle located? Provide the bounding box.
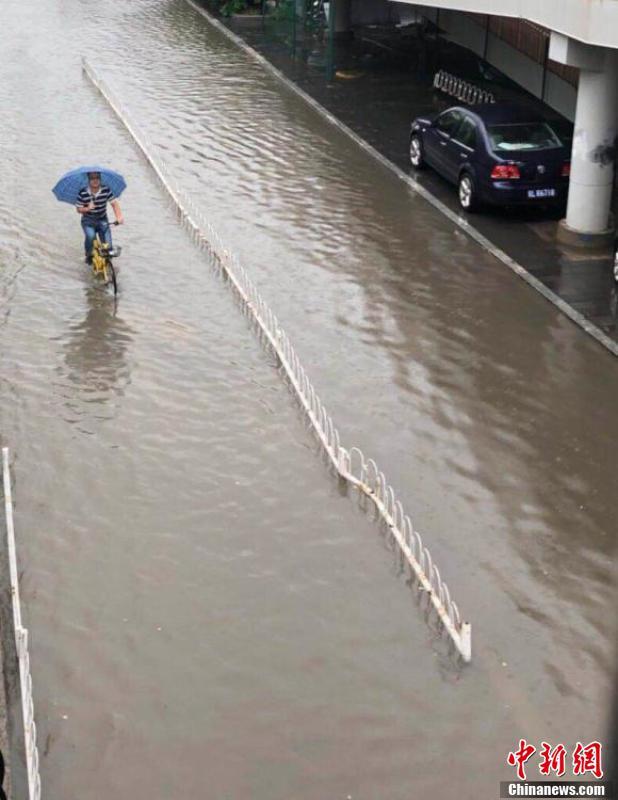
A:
[91,221,121,296]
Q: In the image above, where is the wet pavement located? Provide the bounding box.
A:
[0,0,616,798]
[221,9,618,341]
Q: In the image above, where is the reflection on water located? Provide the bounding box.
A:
[54,288,133,426]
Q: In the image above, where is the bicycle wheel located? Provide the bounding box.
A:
[103,260,118,296]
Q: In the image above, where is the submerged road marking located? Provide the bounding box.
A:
[183,0,618,360]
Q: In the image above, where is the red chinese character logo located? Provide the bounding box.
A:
[507,739,537,780]
[539,742,567,777]
[573,741,603,779]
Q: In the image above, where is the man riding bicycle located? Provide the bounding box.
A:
[76,171,124,264]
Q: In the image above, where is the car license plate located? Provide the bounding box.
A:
[527,188,556,198]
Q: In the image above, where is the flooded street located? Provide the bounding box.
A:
[0,0,616,797]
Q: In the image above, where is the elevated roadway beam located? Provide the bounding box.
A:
[398,0,618,49]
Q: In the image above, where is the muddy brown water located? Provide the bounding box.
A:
[0,0,615,797]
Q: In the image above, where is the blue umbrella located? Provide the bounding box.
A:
[52,165,127,205]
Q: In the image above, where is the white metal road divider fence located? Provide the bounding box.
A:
[2,448,41,800]
[82,59,472,663]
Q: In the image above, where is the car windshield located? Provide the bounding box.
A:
[487,122,563,152]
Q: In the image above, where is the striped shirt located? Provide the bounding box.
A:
[76,184,116,221]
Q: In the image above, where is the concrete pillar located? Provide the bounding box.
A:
[565,48,618,236]
[333,0,351,37]
[549,33,618,244]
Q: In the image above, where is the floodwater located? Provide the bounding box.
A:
[0,0,616,798]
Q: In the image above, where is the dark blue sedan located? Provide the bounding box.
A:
[409,104,571,212]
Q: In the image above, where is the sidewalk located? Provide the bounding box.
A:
[213,6,618,346]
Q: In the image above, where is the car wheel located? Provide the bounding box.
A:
[409,134,425,169]
[458,172,479,212]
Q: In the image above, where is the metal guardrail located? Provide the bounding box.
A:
[2,448,41,800]
[433,70,495,105]
[82,59,471,663]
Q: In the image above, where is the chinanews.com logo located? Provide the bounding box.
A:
[499,740,614,798]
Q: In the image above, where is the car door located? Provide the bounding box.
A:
[423,110,464,176]
[444,114,479,182]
